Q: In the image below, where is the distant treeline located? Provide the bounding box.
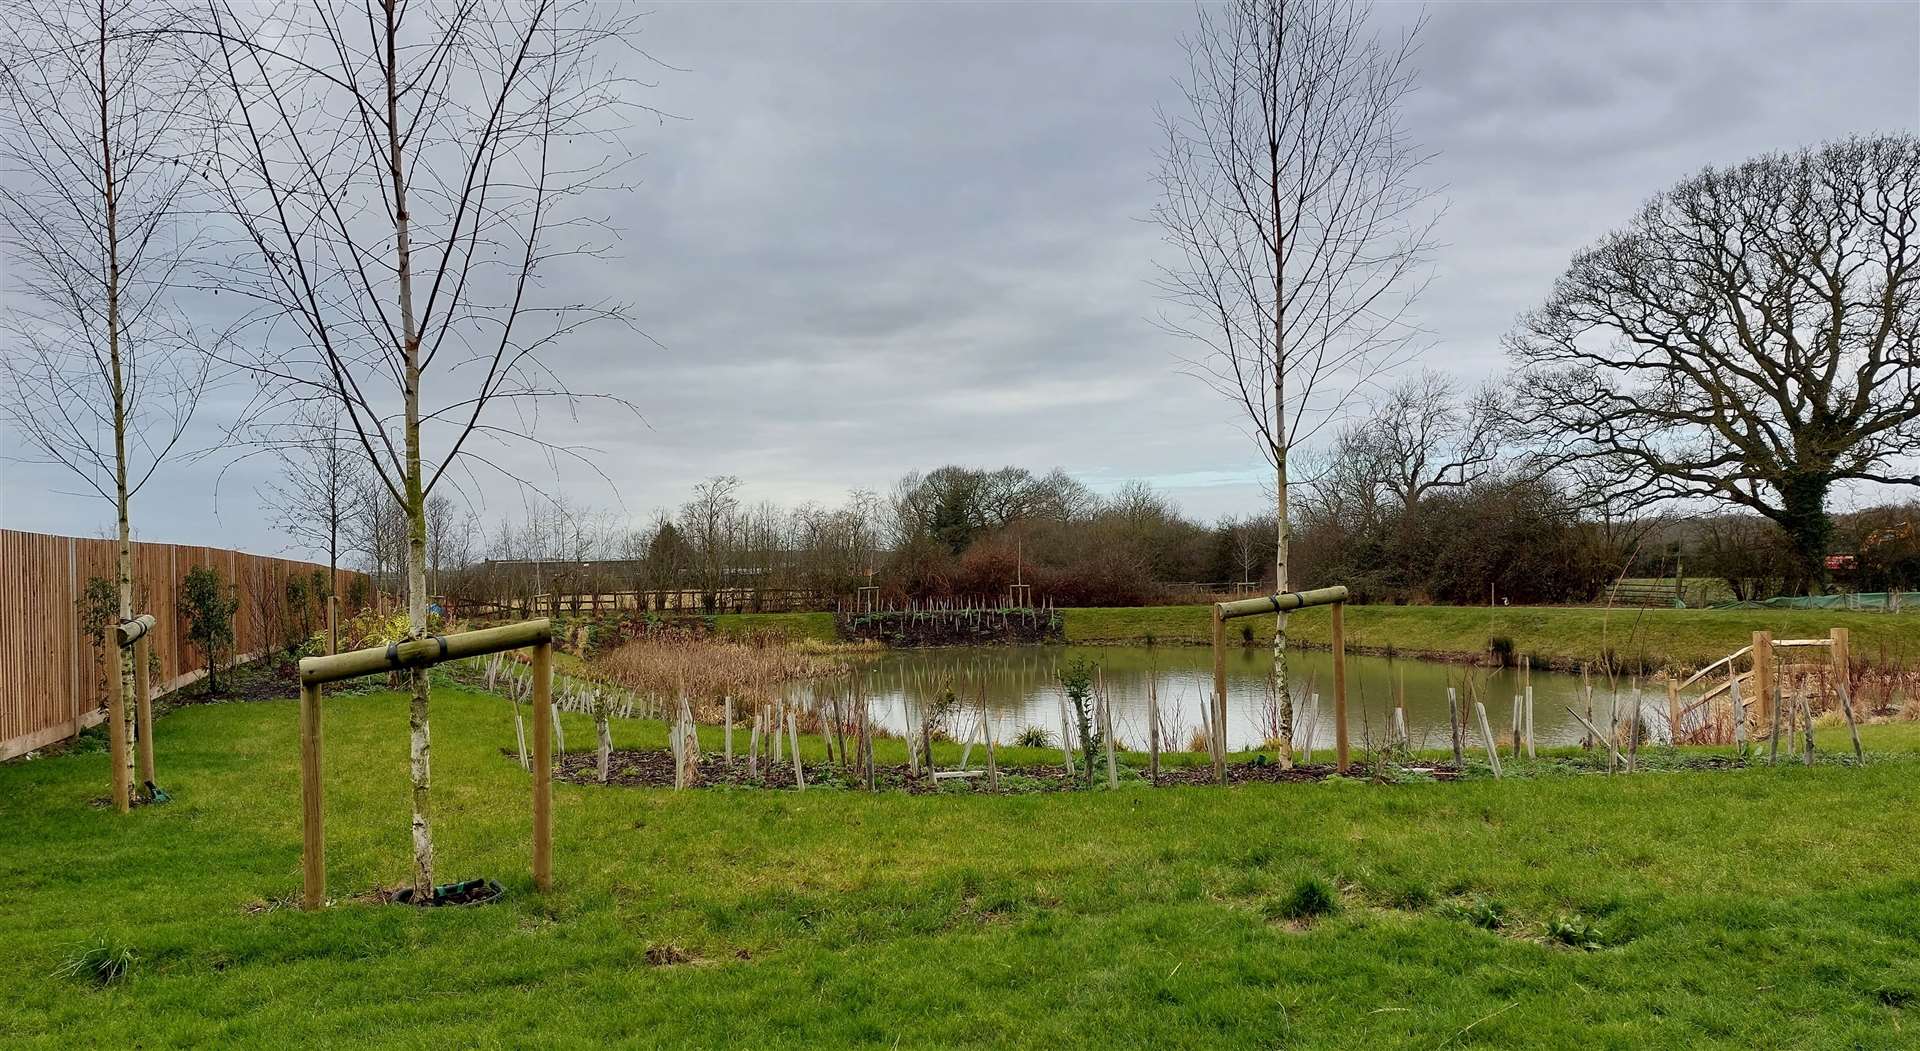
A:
[376,465,1916,611]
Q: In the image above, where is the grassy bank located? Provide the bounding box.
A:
[4,682,1919,1048]
[703,603,1914,672]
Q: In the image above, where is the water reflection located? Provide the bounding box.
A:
[787,644,1644,752]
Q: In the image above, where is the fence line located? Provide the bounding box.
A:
[0,529,363,760]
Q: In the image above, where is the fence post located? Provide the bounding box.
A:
[532,640,553,892]
[68,536,80,736]
[1751,631,1773,729]
[300,680,324,909]
[1333,602,1350,774]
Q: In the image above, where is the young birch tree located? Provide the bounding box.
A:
[1,0,211,808]
[1154,0,1438,766]
[199,0,648,895]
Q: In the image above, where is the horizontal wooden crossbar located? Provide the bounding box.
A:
[298,618,552,686]
[1215,586,1350,621]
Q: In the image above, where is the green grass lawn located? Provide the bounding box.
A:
[4,682,1919,1048]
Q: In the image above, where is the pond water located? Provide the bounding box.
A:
[790,644,1652,753]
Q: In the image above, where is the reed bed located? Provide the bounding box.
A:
[596,629,849,715]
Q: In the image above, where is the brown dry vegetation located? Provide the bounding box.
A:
[595,630,852,714]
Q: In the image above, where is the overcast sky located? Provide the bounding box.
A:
[3,0,1918,558]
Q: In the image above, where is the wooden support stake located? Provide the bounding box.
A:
[1332,602,1349,774]
[1474,701,1501,779]
[300,680,324,909]
[1666,678,1681,745]
[532,641,552,892]
[1752,630,1774,729]
[1832,627,1862,761]
[748,713,760,779]
[327,595,338,655]
[134,635,154,792]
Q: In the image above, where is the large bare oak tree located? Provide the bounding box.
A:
[1508,136,1920,590]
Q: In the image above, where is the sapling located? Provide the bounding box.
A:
[1058,659,1100,789]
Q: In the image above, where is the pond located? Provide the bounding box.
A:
[790,644,1653,753]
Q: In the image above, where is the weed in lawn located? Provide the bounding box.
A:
[1546,912,1609,950]
[53,939,135,987]
[1442,896,1508,930]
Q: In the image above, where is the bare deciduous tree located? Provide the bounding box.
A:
[197,0,653,892]
[254,406,363,606]
[1339,371,1503,509]
[1154,0,1438,763]
[1,0,211,805]
[1508,136,1920,591]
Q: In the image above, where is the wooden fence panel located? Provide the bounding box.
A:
[1,529,366,760]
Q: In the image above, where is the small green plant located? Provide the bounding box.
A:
[1487,635,1515,666]
[1269,876,1340,921]
[76,575,120,693]
[1546,912,1607,950]
[1013,725,1053,749]
[1057,658,1100,788]
[178,565,238,693]
[1442,895,1507,930]
[54,939,136,986]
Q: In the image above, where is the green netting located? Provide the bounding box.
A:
[1710,591,1918,612]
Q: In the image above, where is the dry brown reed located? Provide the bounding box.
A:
[596,629,847,717]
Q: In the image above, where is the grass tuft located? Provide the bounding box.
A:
[52,939,135,987]
[1270,876,1341,922]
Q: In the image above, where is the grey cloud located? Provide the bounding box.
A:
[5,0,1915,553]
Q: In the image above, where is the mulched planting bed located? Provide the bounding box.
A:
[533,748,1464,792]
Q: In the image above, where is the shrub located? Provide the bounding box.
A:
[1270,876,1340,921]
[178,566,238,693]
